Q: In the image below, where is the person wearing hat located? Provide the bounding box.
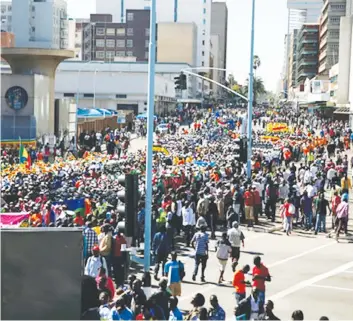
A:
[84,245,108,278]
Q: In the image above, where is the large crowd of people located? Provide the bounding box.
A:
[1,104,352,320]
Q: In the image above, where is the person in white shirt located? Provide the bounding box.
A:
[227,221,245,272]
[182,201,195,247]
[278,181,289,201]
[303,168,313,185]
[84,246,108,278]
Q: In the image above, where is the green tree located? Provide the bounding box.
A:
[243,76,266,106]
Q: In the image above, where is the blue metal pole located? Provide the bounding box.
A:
[144,0,156,274]
[246,0,256,179]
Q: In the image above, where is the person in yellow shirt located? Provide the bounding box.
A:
[341,172,352,194]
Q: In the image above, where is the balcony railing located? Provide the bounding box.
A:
[320,24,328,38]
[319,50,327,62]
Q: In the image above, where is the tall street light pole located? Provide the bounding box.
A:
[247,0,256,179]
[143,0,156,296]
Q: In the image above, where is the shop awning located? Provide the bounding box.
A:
[333,107,351,115]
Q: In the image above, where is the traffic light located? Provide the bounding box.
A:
[117,173,139,241]
[174,72,187,90]
[180,73,187,90]
[234,137,247,163]
[174,75,182,90]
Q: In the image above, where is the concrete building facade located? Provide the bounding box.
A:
[297,23,320,84]
[81,11,151,62]
[0,1,12,32]
[288,29,298,89]
[96,0,212,69]
[211,1,228,87]
[11,0,69,49]
[318,0,347,75]
[157,22,197,66]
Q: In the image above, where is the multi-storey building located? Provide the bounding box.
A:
[81,11,151,62]
[211,1,228,96]
[9,0,69,49]
[297,23,320,84]
[96,0,212,68]
[0,1,12,32]
[288,29,298,89]
[318,0,346,75]
[282,0,323,92]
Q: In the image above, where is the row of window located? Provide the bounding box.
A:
[0,4,11,13]
[331,4,345,10]
[96,39,144,48]
[63,93,128,99]
[96,27,150,37]
[95,50,149,59]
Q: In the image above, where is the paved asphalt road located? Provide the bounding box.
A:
[128,135,353,320]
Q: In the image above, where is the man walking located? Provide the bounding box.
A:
[152,226,170,280]
[164,252,185,297]
[252,256,271,306]
[227,221,245,271]
[232,264,250,304]
[314,192,330,235]
[243,186,255,227]
[191,225,209,282]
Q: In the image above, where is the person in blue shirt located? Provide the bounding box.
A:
[208,295,226,320]
[152,226,170,280]
[110,297,134,321]
[168,297,183,321]
[164,252,184,297]
[191,225,209,282]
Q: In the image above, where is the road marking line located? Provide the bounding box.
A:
[269,261,353,301]
[309,284,353,292]
[268,242,335,268]
[180,239,334,303]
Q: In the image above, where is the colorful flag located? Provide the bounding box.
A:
[19,138,31,169]
[0,212,30,228]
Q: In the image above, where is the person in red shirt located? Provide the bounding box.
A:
[232,264,250,304]
[112,230,127,287]
[96,267,115,300]
[252,186,261,225]
[243,186,255,227]
[73,212,84,226]
[252,256,271,306]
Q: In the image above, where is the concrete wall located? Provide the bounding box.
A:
[157,23,197,66]
[34,74,51,135]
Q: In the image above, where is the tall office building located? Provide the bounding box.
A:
[96,0,212,68]
[282,0,323,91]
[318,0,347,75]
[10,0,69,49]
[81,11,151,62]
[211,1,228,95]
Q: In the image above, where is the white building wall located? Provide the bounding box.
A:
[0,1,12,32]
[11,0,68,49]
[67,18,76,50]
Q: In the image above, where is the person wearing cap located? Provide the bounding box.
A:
[84,245,108,278]
[227,221,245,272]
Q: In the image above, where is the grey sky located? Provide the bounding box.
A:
[67,0,287,92]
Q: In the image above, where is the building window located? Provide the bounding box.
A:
[127,39,133,47]
[63,93,75,97]
[84,93,94,98]
[202,29,205,35]
[127,12,134,21]
[96,27,105,35]
[202,40,205,45]
[1,6,5,13]
[116,39,125,48]
[96,51,105,58]
[126,51,133,56]
[116,28,125,36]
[116,51,125,56]
[202,51,205,56]
[106,39,115,47]
[106,28,115,35]
[145,51,149,59]
[116,94,127,98]
[127,28,133,36]
[203,8,206,14]
[145,40,149,48]
[7,5,11,11]
[203,19,206,25]
[96,39,105,47]
[203,0,206,3]
[106,51,115,58]
[201,61,204,66]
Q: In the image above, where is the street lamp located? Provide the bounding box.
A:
[246,0,256,179]
[142,0,156,295]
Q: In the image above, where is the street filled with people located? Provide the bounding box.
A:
[1,103,352,320]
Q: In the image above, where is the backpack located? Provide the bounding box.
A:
[178,261,185,280]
